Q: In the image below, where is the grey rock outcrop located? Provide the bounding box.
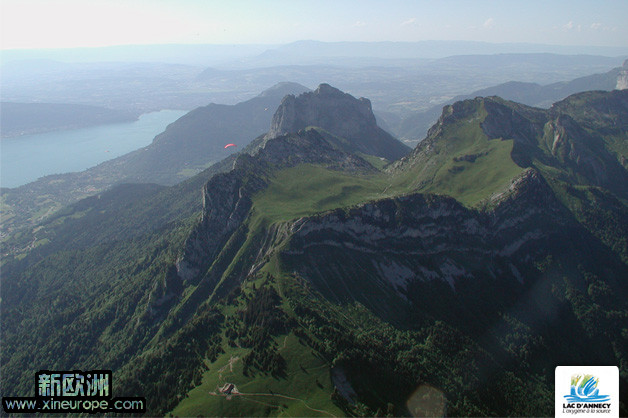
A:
[616,59,628,90]
[276,169,574,307]
[176,155,267,284]
[256,129,375,173]
[268,83,376,138]
[267,83,410,161]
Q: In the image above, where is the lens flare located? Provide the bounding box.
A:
[406,384,446,417]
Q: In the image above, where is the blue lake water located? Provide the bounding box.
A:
[1,109,187,188]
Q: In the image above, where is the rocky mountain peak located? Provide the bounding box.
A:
[267,83,377,139]
[257,82,311,98]
[423,98,484,139]
[266,83,409,161]
[312,83,352,98]
[402,97,543,167]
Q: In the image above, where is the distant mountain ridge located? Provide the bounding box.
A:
[4,41,628,67]
[467,62,625,108]
[127,81,310,184]
[242,41,628,65]
[391,61,628,143]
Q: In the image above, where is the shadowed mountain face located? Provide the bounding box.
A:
[1,87,627,416]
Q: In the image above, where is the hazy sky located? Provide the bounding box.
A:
[2,0,627,49]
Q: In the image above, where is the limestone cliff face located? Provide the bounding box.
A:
[267,83,410,161]
[616,59,628,90]
[174,162,582,317]
[274,169,604,312]
[481,99,546,146]
[175,129,375,286]
[176,156,266,284]
[268,83,376,138]
[546,90,628,194]
[256,129,375,173]
[546,114,612,185]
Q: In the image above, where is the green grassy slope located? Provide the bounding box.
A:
[252,164,388,224]
[171,334,342,417]
[254,99,526,227]
[390,102,525,206]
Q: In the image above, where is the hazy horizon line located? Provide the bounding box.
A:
[3,38,628,52]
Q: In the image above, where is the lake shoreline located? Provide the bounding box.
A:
[1,109,188,188]
[0,118,140,139]
[0,102,144,138]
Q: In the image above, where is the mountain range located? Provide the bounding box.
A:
[6,60,625,239]
[1,85,627,416]
[388,58,628,143]
[4,41,628,67]
[4,51,625,121]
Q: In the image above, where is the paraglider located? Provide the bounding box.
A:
[224,143,236,149]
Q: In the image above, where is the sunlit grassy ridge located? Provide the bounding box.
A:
[252,165,389,225]
[252,100,524,228]
[391,104,524,206]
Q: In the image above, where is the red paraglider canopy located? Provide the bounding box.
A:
[224,143,236,149]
